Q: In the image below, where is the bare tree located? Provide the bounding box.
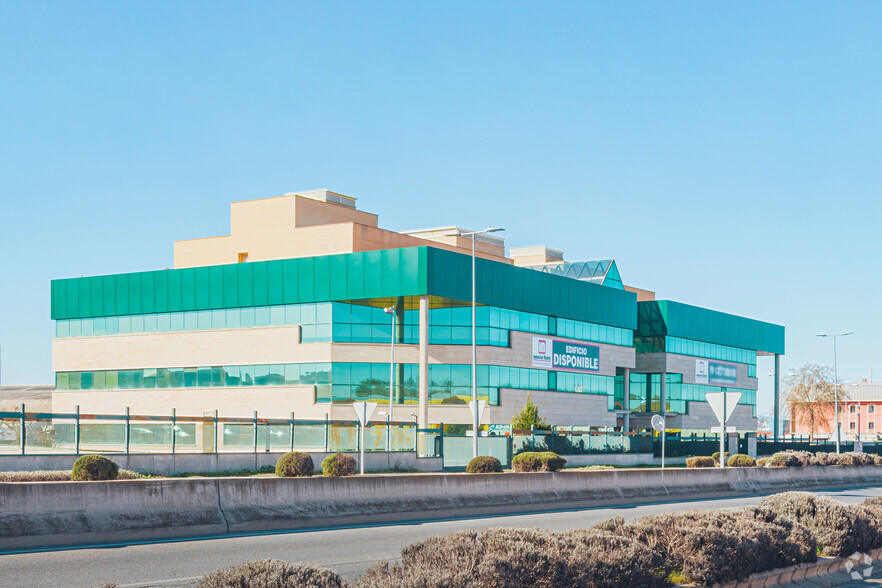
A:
[784,363,848,440]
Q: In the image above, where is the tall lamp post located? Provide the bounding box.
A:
[447,226,505,458]
[384,306,396,426]
[817,331,852,454]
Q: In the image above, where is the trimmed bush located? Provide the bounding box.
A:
[71,455,119,481]
[196,558,347,588]
[512,451,566,472]
[769,452,802,467]
[583,465,615,471]
[538,451,566,471]
[711,451,730,462]
[756,457,770,467]
[686,456,716,468]
[618,506,817,585]
[275,452,314,477]
[727,454,756,468]
[512,452,542,472]
[875,455,882,465]
[760,492,881,556]
[357,527,668,588]
[466,455,502,473]
[836,452,876,466]
[322,453,356,477]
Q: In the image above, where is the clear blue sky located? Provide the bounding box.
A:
[2,2,880,417]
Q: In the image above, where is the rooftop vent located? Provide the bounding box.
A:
[290,189,357,209]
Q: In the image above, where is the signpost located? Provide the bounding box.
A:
[467,399,486,439]
[705,392,741,468]
[651,414,666,470]
[352,401,377,475]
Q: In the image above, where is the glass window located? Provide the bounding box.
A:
[285,304,301,325]
[255,307,270,327]
[183,311,197,331]
[156,313,170,333]
[131,315,144,334]
[197,367,212,387]
[197,310,211,330]
[240,307,255,328]
[144,314,158,333]
[80,319,93,336]
[170,312,184,331]
[240,365,255,386]
[184,367,197,387]
[57,321,70,338]
[225,309,240,328]
[224,366,240,386]
[56,372,69,390]
[211,310,226,329]
[106,370,118,389]
[169,368,183,388]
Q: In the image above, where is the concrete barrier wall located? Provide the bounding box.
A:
[0,451,442,475]
[4,465,882,551]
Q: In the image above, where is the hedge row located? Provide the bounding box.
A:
[184,492,882,586]
[686,450,882,469]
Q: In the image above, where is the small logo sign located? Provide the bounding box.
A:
[532,337,553,368]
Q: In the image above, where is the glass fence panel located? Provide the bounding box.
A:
[80,423,126,453]
[293,424,326,450]
[0,419,21,454]
[328,424,358,452]
[222,423,255,450]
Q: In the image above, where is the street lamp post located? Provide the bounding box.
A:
[447,226,504,458]
[817,331,853,454]
[384,306,396,430]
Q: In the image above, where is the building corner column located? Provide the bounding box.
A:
[418,295,429,428]
[774,354,780,442]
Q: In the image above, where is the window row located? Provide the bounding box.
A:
[56,300,633,349]
[56,363,332,391]
[56,303,333,341]
[56,361,617,406]
[665,336,757,367]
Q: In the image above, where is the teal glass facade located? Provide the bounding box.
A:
[621,373,756,417]
[55,361,616,407]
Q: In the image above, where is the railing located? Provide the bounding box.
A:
[0,405,418,455]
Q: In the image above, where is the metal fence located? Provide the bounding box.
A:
[0,405,417,455]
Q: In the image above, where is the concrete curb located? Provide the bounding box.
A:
[703,547,882,588]
[3,466,882,551]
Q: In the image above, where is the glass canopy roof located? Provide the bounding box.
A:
[533,260,624,290]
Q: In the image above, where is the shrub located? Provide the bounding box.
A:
[322,453,356,477]
[814,452,838,466]
[756,457,770,467]
[71,455,119,481]
[875,455,882,465]
[275,452,314,477]
[512,452,543,472]
[196,558,347,588]
[357,527,668,588]
[760,492,881,556]
[769,452,803,467]
[538,451,566,471]
[619,506,817,585]
[583,465,615,471]
[836,452,876,466]
[466,456,502,473]
[686,456,716,468]
[711,451,730,462]
[727,454,756,467]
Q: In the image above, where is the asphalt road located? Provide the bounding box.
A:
[4,486,882,588]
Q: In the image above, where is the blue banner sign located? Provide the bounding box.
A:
[695,359,738,385]
[532,337,600,372]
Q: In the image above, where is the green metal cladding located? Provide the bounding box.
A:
[50,246,638,329]
[637,300,784,355]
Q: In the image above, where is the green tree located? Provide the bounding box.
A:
[511,394,551,430]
